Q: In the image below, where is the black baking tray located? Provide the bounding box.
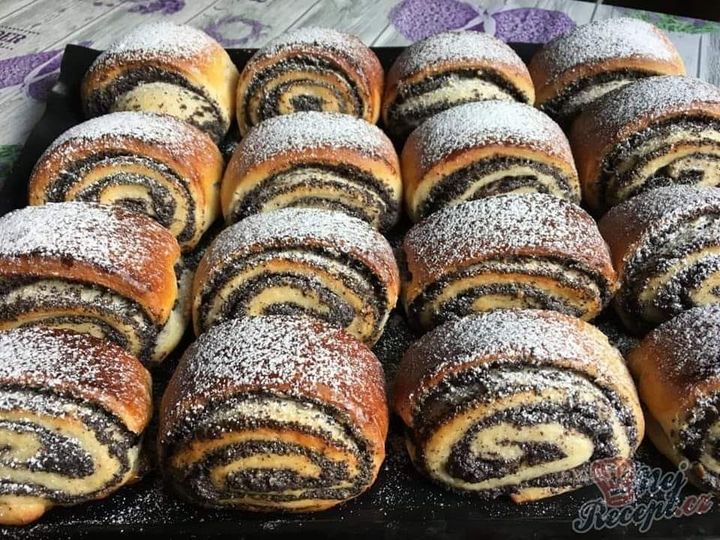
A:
[2,44,719,540]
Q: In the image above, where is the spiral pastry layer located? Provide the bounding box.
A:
[193,208,398,345]
[599,185,720,334]
[29,112,223,252]
[628,305,720,492]
[236,27,383,135]
[571,76,720,213]
[159,316,388,511]
[82,22,239,142]
[0,202,184,363]
[402,194,617,331]
[394,310,644,502]
[0,327,151,525]
[529,18,685,125]
[221,112,401,231]
[382,31,534,139]
[401,101,579,222]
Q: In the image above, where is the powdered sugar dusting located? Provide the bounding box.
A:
[205,207,395,274]
[390,30,527,80]
[644,304,720,383]
[177,316,380,396]
[410,101,572,169]
[92,21,216,63]
[404,194,609,277]
[533,17,680,83]
[403,310,620,401]
[604,185,720,232]
[0,327,150,431]
[234,112,393,172]
[0,202,176,279]
[46,111,203,155]
[581,76,720,140]
[256,26,370,62]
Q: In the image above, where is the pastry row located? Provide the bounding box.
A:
[29,77,720,245]
[7,179,720,363]
[79,18,684,139]
[68,19,720,224]
[5,303,720,522]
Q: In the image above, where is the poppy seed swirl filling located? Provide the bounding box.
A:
[83,67,226,142]
[628,305,720,493]
[402,195,617,331]
[195,247,390,345]
[417,157,578,220]
[161,394,375,509]
[158,316,389,512]
[539,69,654,124]
[227,162,399,231]
[0,326,151,525]
[193,208,399,345]
[0,388,141,505]
[242,58,364,129]
[393,311,644,502]
[409,367,636,496]
[600,187,720,333]
[597,117,720,209]
[406,257,612,329]
[40,153,197,244]
[386,68,526,136]
[0,277,158,361]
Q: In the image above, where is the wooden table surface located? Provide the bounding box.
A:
[0,0,717,185]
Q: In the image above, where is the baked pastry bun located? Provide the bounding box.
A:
[382,30,534,139]
[0,202,184,363]
[29,112,222,252]
[0,327,151,525]
[570,75,720,213]
[236,27,383,135]
[159,315,388,512]
[193,208,399,345]
[628,304,720,492]
[599,185,720,334]
[394,309,643,502]
[401,100,579,222]
[402,194,617,330]
[82,22,239,142]
[529,17,685,125]
[221,111,401,231]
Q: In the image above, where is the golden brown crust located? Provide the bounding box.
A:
[382,32,534,129]
[569,76,720,212]
[529,18,685,108]
[28,114,223,251]
[160,317,388,451]
[81,23,238,137]
[399,101,579,220]
[402,194,617,308]
[393,310,642,435]
[192,209,400,336]
[0,327,152,433]
[236,29,383,134]
[0,203,180,324]
[158,316,387,511]
[383,58,534,120]
[626,305,720,467]
[598,186,720,333]
[220,112,401,227]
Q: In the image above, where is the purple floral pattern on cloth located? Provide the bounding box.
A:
[0,41,92,102]
[0,50,59,89]
[126,0,185,15]
[203,15,269,47]
[389,0,575,43]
